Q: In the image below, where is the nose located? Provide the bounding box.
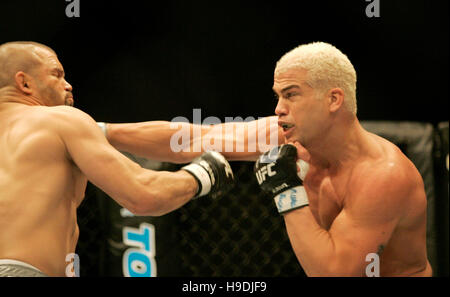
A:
[64,79,73,92]
[275,98,288,116]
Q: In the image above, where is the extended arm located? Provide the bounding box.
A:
[55,107,217,216]
[102,116,284,163]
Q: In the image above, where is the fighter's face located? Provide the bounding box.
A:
[273,68,328,146]
[32,49,73,107]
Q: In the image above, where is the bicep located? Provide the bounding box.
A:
[58,109,145,204]
[328,191,403,274]
[330,208,397,262]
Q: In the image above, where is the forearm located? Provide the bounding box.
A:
[106,121,188,163]
[283,207,342,276]
[104,116,283,163]
[133,170,198,216]
[218,116,284,161]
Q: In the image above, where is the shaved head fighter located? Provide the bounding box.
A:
[0,42,234,276]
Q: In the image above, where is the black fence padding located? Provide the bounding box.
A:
[361,121,438,274]
[102,190,182,277]
[433,122,449,276]
[101,154,184,277]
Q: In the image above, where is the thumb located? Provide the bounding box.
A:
[289,141,311,162]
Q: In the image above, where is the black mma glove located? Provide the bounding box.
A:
[182,151,235,199]
[254,144,309,214]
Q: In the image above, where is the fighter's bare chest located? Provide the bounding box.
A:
[303,170,346,230]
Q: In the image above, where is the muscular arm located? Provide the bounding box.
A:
[54,107,198,216]
[105,116,284,163]
[283,166,409,276]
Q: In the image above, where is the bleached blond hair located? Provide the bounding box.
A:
[275,42,357,115]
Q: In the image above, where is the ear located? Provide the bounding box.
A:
[328,88,345,113]
[14,71,33,95]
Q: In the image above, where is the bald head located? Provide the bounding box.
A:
[0,41,56,89]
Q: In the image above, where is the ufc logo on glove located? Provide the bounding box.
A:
[255,163,277,184]
[254,144,309,214]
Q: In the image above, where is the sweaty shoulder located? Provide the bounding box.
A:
[0,106,86,166]
[7,105,93,132]
[37,105,94,128]
[15,106,96,157]
[346,134,424,217]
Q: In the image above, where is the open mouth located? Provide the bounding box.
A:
[279,122,296,139]
[280,122,295,131]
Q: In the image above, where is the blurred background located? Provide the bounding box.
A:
[1,0,448,277]
[1,0,447,123]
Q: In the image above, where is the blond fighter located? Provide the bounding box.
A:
[255,42,432,276]
[95,42,431,277]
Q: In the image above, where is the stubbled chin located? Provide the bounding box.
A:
[65,99,74,106]
[285,133,302,145]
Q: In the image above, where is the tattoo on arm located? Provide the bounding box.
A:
[377,244,385,255]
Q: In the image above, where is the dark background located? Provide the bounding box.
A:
[0,0,448,124]
[0,0,448,278]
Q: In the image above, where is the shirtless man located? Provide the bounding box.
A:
[89,42,431,276]
[254,42,432,276]
[0,41,234,277]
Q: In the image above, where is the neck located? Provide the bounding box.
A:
[305,115,367,171]
[0,86,44,106]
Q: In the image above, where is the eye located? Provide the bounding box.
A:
[52,70,64,78]
[285,92,297,98]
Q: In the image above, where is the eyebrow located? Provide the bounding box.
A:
[52,68,65,77]
[273,84,301,95]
